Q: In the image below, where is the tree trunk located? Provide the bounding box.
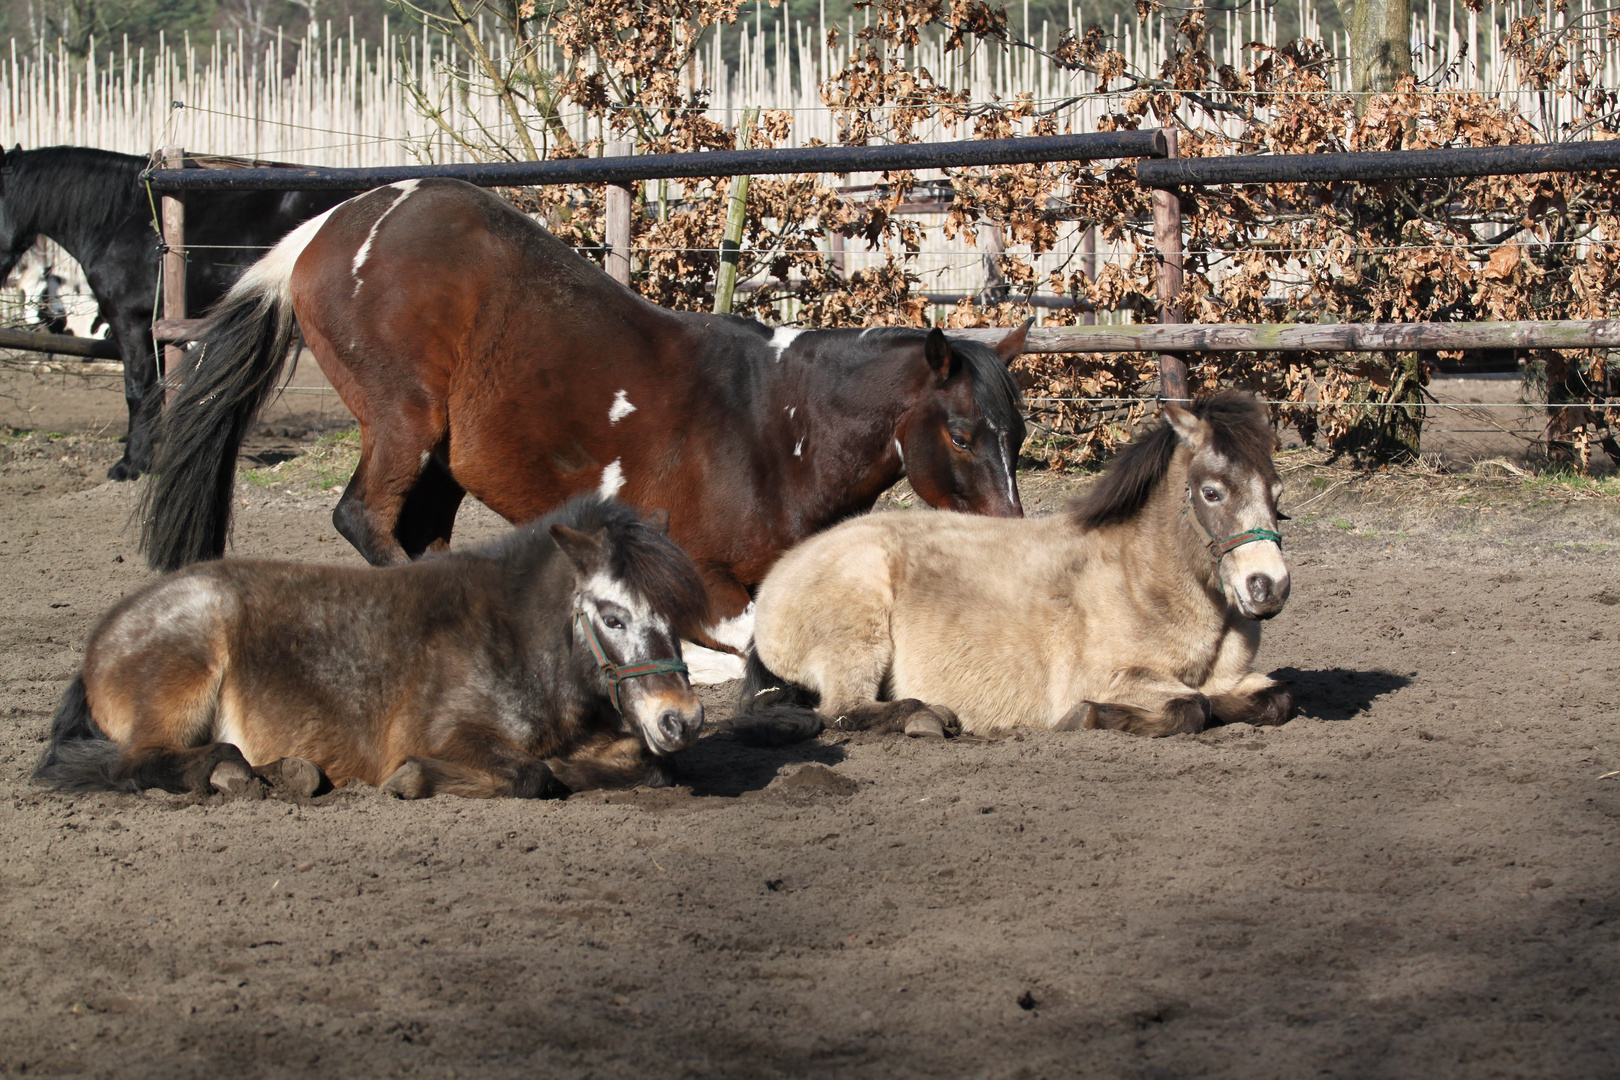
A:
[1334,0,1413,106]
[1335,352,1426,464]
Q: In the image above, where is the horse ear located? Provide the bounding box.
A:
[549,524,605,574]
[924,328,960,382]
[1164,404,1209,449]
[642,507,671,534]
[992,318,1033,361]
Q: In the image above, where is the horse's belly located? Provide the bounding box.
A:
[888,656,1057,734]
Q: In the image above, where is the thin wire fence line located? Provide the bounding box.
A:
[1027,397,1615,408]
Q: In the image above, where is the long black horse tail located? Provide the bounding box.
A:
[140,210,334,571]
[32,675,134,793]
[725,649,824,747]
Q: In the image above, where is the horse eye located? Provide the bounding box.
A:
[1201,486,1222,502]
[949,432,970,450]
[603,614,626,631]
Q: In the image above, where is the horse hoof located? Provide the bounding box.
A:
[106,460,139,482]
[255,757,323,798]
[928,705,962,736]
[904,714,947,739]
[381,761,430,800]
[210,760,256,796]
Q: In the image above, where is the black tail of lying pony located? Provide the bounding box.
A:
[32,675,135,793]
[140,267,300,572]
[725,650,824,747]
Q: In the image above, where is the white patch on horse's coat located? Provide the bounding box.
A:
[1000,437,1017,504]
[794,438,804,458]
[216,708,253,766]
[894,439,906,471]
[703,602,756,653]
[350,180,422,296]
[682,644,746,684]
[770,327,804,360]
[787,406,796,419]
[418,450,431,471]
[598,459,626,498]
[225,203,342,306]
[608,389,637,424]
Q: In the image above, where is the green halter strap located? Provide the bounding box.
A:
[1181,494,1284,577]
[573,609,689,714]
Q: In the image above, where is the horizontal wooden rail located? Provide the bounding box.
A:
[152,317,206,342]
[145,131,1169,191]
[949,318,1620,353]
[1137,138,1620,188]
[0,327,122,360]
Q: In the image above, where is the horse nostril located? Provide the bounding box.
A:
[658,710,686,744]
[1246,574,1273,604]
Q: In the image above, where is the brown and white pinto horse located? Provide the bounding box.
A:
[142,179,1028,653]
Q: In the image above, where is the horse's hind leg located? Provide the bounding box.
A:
[332,418,446,566]
[394,454,465,559]
[825,699,962,738]
[380,724,563,799]
[119,742,258,795]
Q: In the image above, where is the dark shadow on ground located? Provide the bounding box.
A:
[677,731,847,798]
[1272,666,1413,721]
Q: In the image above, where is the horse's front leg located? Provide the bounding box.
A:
[545,734,677,793]
[1200,616,1294,727]
[1059,669,1209,737]
[379,726,562,800]
[107,313,160,481]
[1206,672,1295,727]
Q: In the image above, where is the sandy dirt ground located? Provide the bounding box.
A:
[1,369,1618,1079]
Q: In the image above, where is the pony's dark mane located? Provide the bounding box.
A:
[1071,391,1276,530]
[1,147,146,237]
[479,494,711,635]
[847,326,1026,439]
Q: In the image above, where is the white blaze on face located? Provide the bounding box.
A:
[608,389,637,424]
[351,180,422,296]
[581,571,687,748]
[598,458,626,499]
[770,326,805,360]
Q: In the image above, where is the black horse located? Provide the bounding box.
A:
[0,145,352,479]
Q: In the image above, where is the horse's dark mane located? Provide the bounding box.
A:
[1071,391,1275,530]
[848,326,1025,439]
[478,494,711,635]
[1,146,146,236]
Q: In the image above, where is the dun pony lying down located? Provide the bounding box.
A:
[34,495,709,799]
[741,392,1295,740]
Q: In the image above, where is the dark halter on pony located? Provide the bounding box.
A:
[1181,494,1284,578]
[573,609,689,714]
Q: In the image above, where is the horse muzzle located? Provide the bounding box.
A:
[635,690,706,755]
[1236,569,1291,620]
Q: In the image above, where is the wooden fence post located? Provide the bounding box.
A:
[604,139,633,287]
[161,145,186,400]
[1152,129,1190,403]
[978,223,1008,305]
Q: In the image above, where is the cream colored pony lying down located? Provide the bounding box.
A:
[739,391,1294,740]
